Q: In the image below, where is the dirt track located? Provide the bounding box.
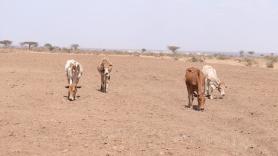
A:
[0,52,278,156]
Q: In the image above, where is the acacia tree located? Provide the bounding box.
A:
[71,44,79,51]
[44,43,54,51]
[168,45,180,55]
[168,45,180,60]
[141,48,146,53]
[0,40,12,48]
[248,51,255,56]
[21,41,38,50]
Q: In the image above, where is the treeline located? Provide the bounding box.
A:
[0,40,79,51]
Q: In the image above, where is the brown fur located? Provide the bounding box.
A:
[97,59,113,93]
[185,67,206,111]
[68,83,77,101]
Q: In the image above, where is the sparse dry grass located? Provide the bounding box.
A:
[1,47,277,69]
[264,56,278,68]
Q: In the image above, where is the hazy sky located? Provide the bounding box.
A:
[1,0,278,52]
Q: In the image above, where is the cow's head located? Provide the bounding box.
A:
[198,94,206,111]
[217,81,226,97]
[68,84,77,101]
[104,63,112,77]
[98,59,113,77]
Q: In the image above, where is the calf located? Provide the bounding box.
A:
[65,59,83,101]
[185,67,206,111]
[202,65,225,99]
[97,59,112,93]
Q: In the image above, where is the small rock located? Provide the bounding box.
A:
[9,132,15,136]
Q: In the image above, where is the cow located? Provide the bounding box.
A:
[202,65,225,99]
[97,59,113,93]
[185,67,206,111]
[65,59,83,101]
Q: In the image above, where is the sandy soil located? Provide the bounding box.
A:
[0,52,278,156]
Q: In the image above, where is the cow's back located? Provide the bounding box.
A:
[202,65,220,83]
[185,67,200,86]
[186,67,205,92]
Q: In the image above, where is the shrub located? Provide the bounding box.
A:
[216,55,230,60]
[244,58,257,66]
[190,56,205,62]
[266,61,274,68]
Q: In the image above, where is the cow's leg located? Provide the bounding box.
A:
[103,76,107,93]
[208,85,214,99]
[100,75,104,91]
[67,90,70,100]
[207,80,213,99]
[205,78,208,96]
[105,79,109,93]
[187,86,193,108]
[101,75,105,92]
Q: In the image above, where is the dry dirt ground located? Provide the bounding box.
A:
[0,52,278,156]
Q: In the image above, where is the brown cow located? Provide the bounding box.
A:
[97,59,113,93]
[185,67,206,111]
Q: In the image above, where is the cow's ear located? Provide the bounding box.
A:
[97,66,103,72]
[109,64,113,72]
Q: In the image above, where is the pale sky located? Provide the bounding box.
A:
[1,0,278,52]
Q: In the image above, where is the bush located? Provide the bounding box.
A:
[264,56,278,63]
[190,56,205,62]
[244,58,257,66]
[216,55,230,60]
[266,60,275,68]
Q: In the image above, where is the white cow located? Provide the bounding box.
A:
[65,59,83,101]
[202,65,225,99]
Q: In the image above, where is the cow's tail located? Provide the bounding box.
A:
[197,69,205,95]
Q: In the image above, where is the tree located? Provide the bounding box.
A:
[0,40,12,48]
[71,44,79,51]
[141,48,146,53]
[44,43,54,51]
[168,45,180,54]
[21,41,38,50]
[248,51,255,56]
[239,50,244,57]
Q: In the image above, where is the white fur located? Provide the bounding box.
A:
[65,59,83,85]
[202,65,225,97]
